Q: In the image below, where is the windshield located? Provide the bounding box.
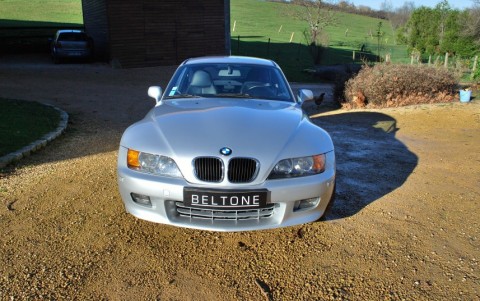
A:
[58,32,88,41]
[163,63,295,102]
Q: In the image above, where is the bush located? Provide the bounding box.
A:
[343,64,458,108]
[333,64,362,105]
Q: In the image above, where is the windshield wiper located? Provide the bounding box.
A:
[213,93,253,98]
[165,94,202,99]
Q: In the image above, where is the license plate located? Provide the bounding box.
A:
[183,188,269,210]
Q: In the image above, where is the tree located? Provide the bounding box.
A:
[374,22,386,60]
[436,0,451,45]
[442,10,477,56]
[290,0,335,45]
[403,1,479,57]
[286,0,336,64]
[390,1,415,29]
[380,0,393,13]
[406,7,441,55]
[462,0,480,46]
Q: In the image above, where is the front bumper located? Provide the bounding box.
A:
[117,151,336,232]
[53,48,92,59]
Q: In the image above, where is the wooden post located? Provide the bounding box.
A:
[444,52,449,68]
[428,55,432,66]
[267,38,270,56]
[471,56,478,80]
[411,55,414,65]
[353,50,356,61]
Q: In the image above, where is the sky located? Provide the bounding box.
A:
[348,0,473,11]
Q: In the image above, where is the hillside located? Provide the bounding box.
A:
[230,0,408,79]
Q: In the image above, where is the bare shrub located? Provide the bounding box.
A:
[343,64,457,108]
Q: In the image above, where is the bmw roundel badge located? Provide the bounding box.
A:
[220,147,232,156]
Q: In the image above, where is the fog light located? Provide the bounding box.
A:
[131,193,152,206]
[293,197,320,212]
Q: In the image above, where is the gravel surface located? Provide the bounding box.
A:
[0,54,479,300]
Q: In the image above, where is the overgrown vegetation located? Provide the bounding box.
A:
[394,0,478,58]
[0,99,61,157]
[342,64,457,108]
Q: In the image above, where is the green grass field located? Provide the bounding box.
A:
[0,99,61,157]
[0,0,83,27]
[0,0,83,54]
[231,0,410,79]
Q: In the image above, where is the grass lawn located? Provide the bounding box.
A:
[0,0,84,53]
[0,99,61,157]
[0,0,83,27]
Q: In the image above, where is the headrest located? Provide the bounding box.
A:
[190,70,212,87]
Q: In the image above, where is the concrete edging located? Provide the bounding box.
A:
[0,105,69,169]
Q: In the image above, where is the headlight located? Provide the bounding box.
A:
[268,154,326,179]
[127,149,182,178]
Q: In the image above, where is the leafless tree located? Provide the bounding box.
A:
[388,1,415,29]
[287,0,336,46]
[285,0,336,64]
[463,0,480,45]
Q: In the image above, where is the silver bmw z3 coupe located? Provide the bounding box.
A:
[117,56,336,231]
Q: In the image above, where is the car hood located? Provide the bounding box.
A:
[121,98,334,183]
[154,98,301,153]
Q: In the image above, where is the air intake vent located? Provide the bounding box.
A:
[175,202,275,220]
[228,158,258,183]
[194,157,223,182]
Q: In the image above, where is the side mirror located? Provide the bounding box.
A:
[148,86,163,104]
[297,89,314,105]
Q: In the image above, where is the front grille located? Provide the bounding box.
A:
[175,202,275,221]
[194,157,223,182]
[194,157,259,183]
[228,158,258,183]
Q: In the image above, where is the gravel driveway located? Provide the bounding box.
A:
[0,54,479,300]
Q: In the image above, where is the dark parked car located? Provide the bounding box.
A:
[50,30,93,63]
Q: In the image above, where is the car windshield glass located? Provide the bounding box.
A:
[59,33,88,41]
[163,63,294,102]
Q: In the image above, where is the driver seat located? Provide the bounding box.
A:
[241,67,270,93]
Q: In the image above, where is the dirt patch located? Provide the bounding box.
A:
[0,54,479,300]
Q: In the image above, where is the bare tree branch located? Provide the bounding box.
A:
[463,6,480,45]
[286,0,336,45]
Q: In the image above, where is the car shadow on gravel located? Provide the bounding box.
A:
[311,111,418,219]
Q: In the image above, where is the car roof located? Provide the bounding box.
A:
[181,56,278,67]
